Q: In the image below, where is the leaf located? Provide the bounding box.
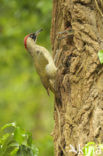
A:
[98,50,103,64]
[10,147,19,156]
[27,132,32,146]
[9,142,19,148]
[85,142,95,146]
[83,142,95,156]
[31,144,39,156]
[0,133,10,145]
[14,127,26,145]
[0,123,39,156]
[0,135,14,155]
[1,122,16,131]
[17,145,33,156]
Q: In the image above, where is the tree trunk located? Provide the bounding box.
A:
[51,0,103,156]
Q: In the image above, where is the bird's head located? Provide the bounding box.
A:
[24,29,43,50]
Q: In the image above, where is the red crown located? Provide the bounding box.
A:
[24,34,30,49]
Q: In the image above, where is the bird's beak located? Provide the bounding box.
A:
[35,28,43,36]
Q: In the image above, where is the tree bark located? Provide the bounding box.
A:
[51,0,103,156]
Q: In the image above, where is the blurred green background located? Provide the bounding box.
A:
[0,0,54,155]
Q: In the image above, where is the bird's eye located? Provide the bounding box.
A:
[30,34,36,41]
[30,34,33,38]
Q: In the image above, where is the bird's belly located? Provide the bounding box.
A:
[34,62,47,78]
[35,64,49,89]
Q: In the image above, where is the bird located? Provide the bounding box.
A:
[24,29,57,95]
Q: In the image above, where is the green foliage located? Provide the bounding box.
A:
[0,122,38,156]
[98,50,103,64]
[0,0,54,155]
[83,142,103,156]
[83,142,95,156]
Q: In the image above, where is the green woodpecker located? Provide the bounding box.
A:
[24,29,57,95]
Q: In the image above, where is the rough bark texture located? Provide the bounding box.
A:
[51,0,103,156]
